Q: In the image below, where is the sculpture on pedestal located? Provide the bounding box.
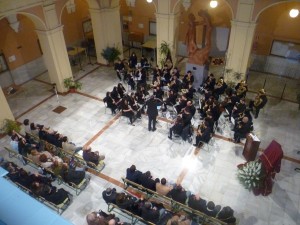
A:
[185,10,212,65]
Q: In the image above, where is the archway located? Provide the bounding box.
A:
[249,1,300,101]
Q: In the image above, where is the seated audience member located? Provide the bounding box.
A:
[62,136,82,153]
[217,206,236,224]
[30,123,39,136]
[140,201,163,224]
[19,119,31,136]
[86,211,107,225]
[155,178,173,196]
[115,192,135,211]
[194,121,212,147]
[28,149,48,164]
[102,187,117,204]
[233,116,252,143]
[167,214,191,225]
[31,181,71,205]
[58,162,89,185]
[139,171,158,191]
[103,92,118,115]
[188,194,207,213]
[185,83,196,100]
[167,184,190,205]
[126,165,142,184]
[39,152,63,169]
[204,201,221,217]
[82,146,105,167]
[168,116,184,140]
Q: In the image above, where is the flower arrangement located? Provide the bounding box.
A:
[237,160,264,191]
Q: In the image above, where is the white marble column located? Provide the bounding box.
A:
[89,6,123,64]
[156,12,180,66]
[36,26,72,93]
[225,0,256,81]
[226,21,256,81]
[0,88,14,125]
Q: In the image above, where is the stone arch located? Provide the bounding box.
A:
[172,0,234,18]
[0,11,46,31]
[254,0,300,22]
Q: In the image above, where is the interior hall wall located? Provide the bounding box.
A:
[120,0,156,37]
[0,15,41,71]
[62,0,90,46]
[253,3,300,56]
[178,0,232,44]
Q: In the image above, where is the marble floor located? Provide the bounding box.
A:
[1,61,300,225]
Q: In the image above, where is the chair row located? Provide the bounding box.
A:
[2,161,71,214]
[121,177,227,225]
[4,146,89,196]
[27,132,105,173]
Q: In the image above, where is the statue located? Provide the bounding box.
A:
[185,10,212,65]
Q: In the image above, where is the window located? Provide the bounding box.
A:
[149,21,156,36]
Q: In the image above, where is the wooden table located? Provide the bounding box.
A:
[67,47,87,70]
[142,39,157,64]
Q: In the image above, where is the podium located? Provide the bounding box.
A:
[243,133,260,161]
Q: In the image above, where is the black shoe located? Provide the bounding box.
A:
[131,124,135,126]
[148,128,151,131]
[168,136,172,140]
[152,128,156,132]
[193,144,197,147]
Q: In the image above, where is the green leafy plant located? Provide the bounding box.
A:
[0,119,20,134]
[63,77,82,90]
[101,46,121,64]
[159,41,171,67]
[237,160,264,191]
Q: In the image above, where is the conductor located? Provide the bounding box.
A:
[146,95,159,132]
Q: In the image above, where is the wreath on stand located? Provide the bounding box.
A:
[237,160,266,192]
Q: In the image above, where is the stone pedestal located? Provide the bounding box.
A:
[185,63,208,89]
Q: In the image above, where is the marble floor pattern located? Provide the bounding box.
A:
[1,63,300,225]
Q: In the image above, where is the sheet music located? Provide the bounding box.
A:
[249,133,260,142]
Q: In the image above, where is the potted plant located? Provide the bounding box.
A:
[0,119,20,135]
[101,46,121,66]
[159,41,172,68]
[63,77,82,93]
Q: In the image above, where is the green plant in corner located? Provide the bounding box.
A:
[63,77,82,91]
[101,46,121,65]
[159,41,171,68]
[0,119,20,134]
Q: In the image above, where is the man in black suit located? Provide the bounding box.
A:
[167,184,190,204]
[188,194,207,213]
[138,171,157,191]
[146,95,159,131]
[126,165,142,184]
[102,187,117,204]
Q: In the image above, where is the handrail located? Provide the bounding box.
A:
[121,177,228,225]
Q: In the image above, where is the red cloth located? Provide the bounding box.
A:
[259,140,284,175]
[256,140,284,196]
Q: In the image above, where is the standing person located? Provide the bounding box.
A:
[146,95,159,132]
[129,52,138,69]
